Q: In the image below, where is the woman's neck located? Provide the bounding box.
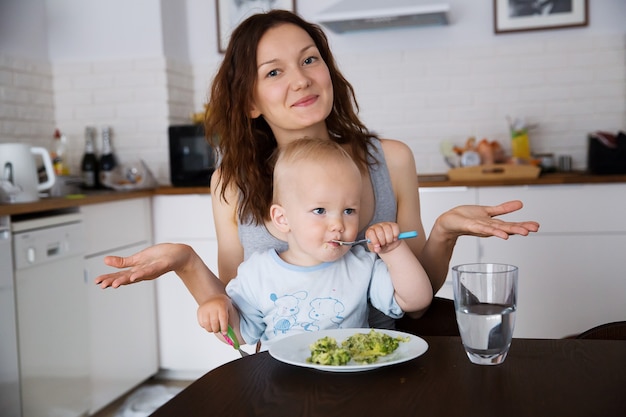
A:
[274,123,330,147]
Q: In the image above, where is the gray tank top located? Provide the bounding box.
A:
[238,138,397,260]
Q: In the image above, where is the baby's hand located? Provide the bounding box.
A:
[365,222,402,254]
[197,294,232,335]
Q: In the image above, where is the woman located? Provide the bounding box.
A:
[95,10,538,330]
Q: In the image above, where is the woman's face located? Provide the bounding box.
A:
[250,23,334,142]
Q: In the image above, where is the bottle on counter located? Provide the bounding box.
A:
[507,116,532,161]
[81,126,99,189]
[99,126,117,188]
[511,128,531,160]
[50,128,70,176]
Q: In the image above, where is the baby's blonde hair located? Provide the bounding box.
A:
[272,138,358,203]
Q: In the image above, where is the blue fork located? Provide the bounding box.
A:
[332,230,418,246]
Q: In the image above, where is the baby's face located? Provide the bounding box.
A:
[281,159,361,265]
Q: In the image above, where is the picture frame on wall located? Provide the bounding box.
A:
[216,0,297,53]
[494,0,588,34]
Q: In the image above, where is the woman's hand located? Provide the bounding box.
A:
[436,200,540,240]
[95,243,194,289]
[417,200,539,295]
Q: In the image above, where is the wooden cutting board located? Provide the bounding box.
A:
[447,164,541,181]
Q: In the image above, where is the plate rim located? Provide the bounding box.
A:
[268,328,428,372]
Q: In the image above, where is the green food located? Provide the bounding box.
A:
[342,329,409,364]
[307,329,409,366]
[306,336,352,366]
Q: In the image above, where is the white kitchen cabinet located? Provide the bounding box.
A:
[152,195,240,380]
[418,186,479,299]
[83,197,153,256]
[477,184,626,339]
[151,182,626,366]
[81,198,159,414]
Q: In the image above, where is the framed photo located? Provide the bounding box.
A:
[494,0,588,34]
[216,0,297,53]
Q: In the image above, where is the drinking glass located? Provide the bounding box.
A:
[452,263,518,365]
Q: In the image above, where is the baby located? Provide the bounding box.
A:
[197,138,433,348]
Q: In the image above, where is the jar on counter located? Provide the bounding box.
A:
[535,153,556,173]
[558,155,572,172]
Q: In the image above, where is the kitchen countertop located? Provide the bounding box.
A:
[0,186,211,217]
[417,171,626,187]
[0,189,155,217]
[2,171,626,217]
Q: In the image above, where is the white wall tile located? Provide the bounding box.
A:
[317,33,626,173]
[2,28,624,180]
[29,56,195,182]
[0,55,55,147]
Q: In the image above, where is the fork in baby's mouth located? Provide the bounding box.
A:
[331,231,418,246]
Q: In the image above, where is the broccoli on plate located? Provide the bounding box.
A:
[307,330,409,366]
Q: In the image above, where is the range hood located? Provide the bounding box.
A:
[316,0,450,33]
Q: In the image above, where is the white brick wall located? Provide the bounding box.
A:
[187,33,626,175]
[1,54,194,184]
[49,57,193,182]
[2,33,625,181]
[0,55,55,149]
[333,33,626,173]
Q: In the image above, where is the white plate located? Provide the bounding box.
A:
[268,328,428,372]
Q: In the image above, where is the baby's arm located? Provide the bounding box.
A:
[366,223,433,314]
[197,294,244,345]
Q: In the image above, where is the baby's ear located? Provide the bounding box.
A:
[270,204,290,232]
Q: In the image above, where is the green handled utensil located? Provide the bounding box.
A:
[224,325,249,357]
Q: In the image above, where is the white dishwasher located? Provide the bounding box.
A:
[12,211,90,417]
[0,216,20,417]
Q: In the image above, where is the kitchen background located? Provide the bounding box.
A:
[0,0,624,184]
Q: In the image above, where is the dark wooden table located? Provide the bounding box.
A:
[150,336,626,417]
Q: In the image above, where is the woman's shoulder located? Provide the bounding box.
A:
[209,166,223,196]
[378,137,412,154]
[378,138,416,170]
[210,166,240,202]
